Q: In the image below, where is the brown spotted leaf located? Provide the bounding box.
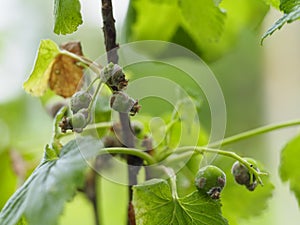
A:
[24,39,85,98]
[49,53,83,98]
[60,41,83,56]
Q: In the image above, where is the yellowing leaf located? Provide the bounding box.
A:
[23,40,85,98]
[23,40,60,97]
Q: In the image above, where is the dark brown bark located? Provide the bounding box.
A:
[101,1,140,224]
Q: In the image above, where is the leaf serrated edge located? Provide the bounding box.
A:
[0,162,45,225]
[261,6,300,43]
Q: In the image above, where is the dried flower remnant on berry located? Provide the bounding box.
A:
[130,101,141,116]
[194,165,226,199]
[59,117,73,133]
[101,63,128,91]
[110,92,140,116]
[231,158,259,191]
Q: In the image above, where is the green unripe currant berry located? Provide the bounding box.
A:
[194,165,226,199]
[77,108,90,122]
[231,158,259,191]
[72,112,87,133]
[70,91,92,113]
[110,92,136,113]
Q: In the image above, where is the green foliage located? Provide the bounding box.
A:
[16,217,28,225]
[124,0,268,61]
[54,0,83,35]
[263,0,280,8]
[280,0,300,12]
[0,151,18,210]
[3,0,300,223]
[179,0,226,52]
[0,96,52,152]
[262,0,300,42]
[124,0,225,61]
[133,178,228,225]
[0,137,102,225]
[23,40,60,97]
[279,134,300,206]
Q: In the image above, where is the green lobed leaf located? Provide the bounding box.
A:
[133,178,228,225]
[53,0,83,35]
[279,134,300,206]
[0,137,102,225]
[23,40,60,97]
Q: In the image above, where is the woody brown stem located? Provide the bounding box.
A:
[101,1,139,224]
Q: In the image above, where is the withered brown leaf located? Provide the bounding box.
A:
[48,41,84,98]
[60,41,83,56]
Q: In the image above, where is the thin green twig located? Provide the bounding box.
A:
[169,146,267,185]
[208,119,300,148]
[99,147,156,165]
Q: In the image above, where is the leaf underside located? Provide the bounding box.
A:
[0,137,102,225]
[262,0,300,42]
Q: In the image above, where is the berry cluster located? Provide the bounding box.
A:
[58,63,140,134]
[194,157,260,199]
[59,91,92,133]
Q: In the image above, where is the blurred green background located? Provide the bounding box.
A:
[1,0,300,224]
